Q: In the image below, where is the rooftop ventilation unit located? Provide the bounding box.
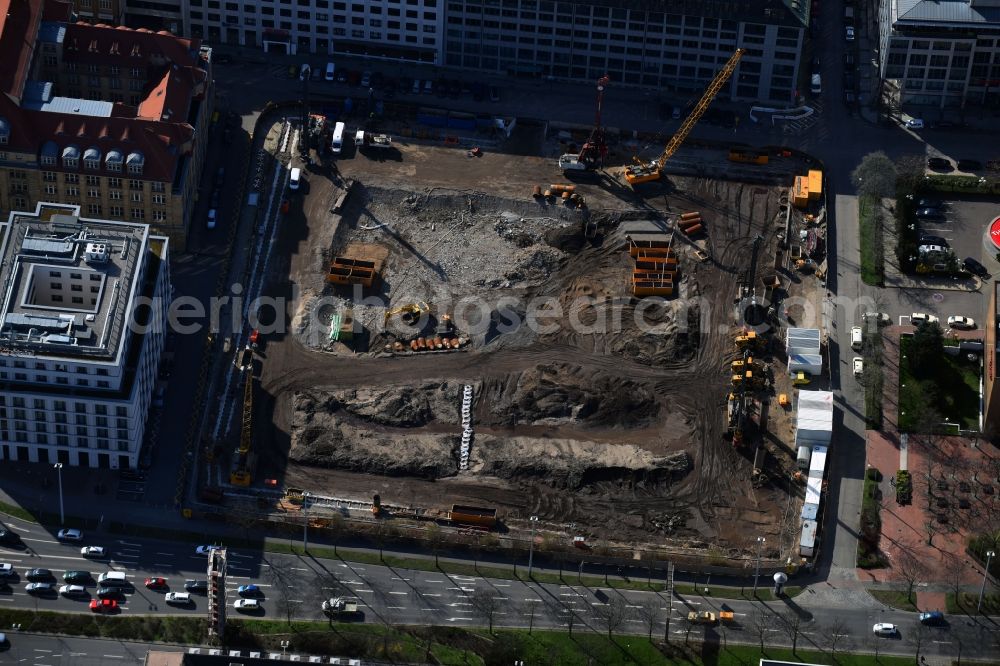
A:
[85,242,109,263]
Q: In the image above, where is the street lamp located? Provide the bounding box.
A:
[302,491,310,553]
[977,549,996,614]
[53,463,64,525]
[752,536,766,596]
[527,515,539,577]
[280,640,290,656]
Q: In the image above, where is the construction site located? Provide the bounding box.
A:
[208,51,835,564]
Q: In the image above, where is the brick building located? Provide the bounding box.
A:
[0,0,214,251]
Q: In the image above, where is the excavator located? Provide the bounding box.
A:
[624,49,745,185]
[384,301,430,326]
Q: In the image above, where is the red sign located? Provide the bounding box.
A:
[990,216,1000,250]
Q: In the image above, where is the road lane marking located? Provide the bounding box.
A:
[523,598,542,603]
[388,591,408,595]
[494,584,510,587]
[290,567,309,572]
[387,606,406,609]
[153,563,173,568]
[391,577,411,581]
[423,579,443,583]
[423,593,441,597]
[103,655,125,659]
[353,589,373,593]
[34,649,53,652]
[116,541,141,547]
[155,552,174,557]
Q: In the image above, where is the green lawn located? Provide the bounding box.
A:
[867,589,918,612]
[858,195,884,286]
[947,592,1000,615]
[858,468,886,569]
[897,336,981,432]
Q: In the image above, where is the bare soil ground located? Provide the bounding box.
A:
[256,136,803,556]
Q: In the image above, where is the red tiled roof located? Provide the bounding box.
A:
[137,65,206,122]
[0,0,44,99]
[63,22,202,68]
[0,93,195,183]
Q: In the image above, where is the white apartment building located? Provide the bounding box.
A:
[878,0,1000,108]
[0,203,170,470]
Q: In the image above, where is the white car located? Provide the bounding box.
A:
[0,563,13,577]
[911,312,939,325]
[165,592,192,605]
[195,545,221,555]
[873,622,897,637]
[234,598,260,611]
[845,26,855,41]
[853,357,864,378]
[206,208,217,229]
[80,546,106,558]
[905,118,924,129]
[863,312,891,326]
[947,315,976,330]
[57,528,83,542]
[59,584,86,597]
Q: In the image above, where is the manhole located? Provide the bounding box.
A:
[931,292,944,303]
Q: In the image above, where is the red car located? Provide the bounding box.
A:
[90,598,118,613]
[144,577,167,589]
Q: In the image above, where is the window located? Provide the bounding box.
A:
[87,204,102,216]
[152,210,167,222]
[41,155,56,166]
[88,188,100,199]
[65,173,78,184]
[129,179,142,190]
[66,186,79,197]
[110,205,123,217]
[151,181,164,193]
[43,171,57,182]
[131,191,142,202]
[109,177,121,189]
[45,184,57,195]
[132,209,145,221]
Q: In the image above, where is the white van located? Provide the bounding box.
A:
[289,167,301,190]
[331,121,345,154]
[98,571,128,586]
[850,326,863,351]
[412,78,421,94]
[810,73,822,95]
[325,62,335,81]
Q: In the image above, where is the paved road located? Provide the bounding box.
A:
[0,634,181,665]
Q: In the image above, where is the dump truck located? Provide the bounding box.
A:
[356,130,392,149]
[322,597,360,616]
[688,611,717,624]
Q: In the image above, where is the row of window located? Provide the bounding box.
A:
[2,398,127,415]
[5,411,128,430]
[195,4,436,18]
[2,430,131,450]
[189,0,437,7]
[40,174,161,191]
[42,185,166,204]
[41,156,143,175]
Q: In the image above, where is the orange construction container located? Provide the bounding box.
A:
[680,211,701,221]
[417,338,426,350]
[550,184,576,194]
[683,224,703,236]
[410,339,419,351]
[678,218,701,229]
[450,338,461,348]
[434,337,444,349]
[532,185,542,197]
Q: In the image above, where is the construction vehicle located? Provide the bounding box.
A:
[688,611,717,624]
[306,113,330,153]
[384,301,429,325]
[559,75,610,171]
[229,371,255,486]
[719,610,735,623]
[356,130,392,150]
[322,596,360,616]
[728,147,769,165]
[735,329,764,352]
[624,49,744,185]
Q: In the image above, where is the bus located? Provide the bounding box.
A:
[331,122,345,154]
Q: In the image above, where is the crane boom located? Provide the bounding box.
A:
[624,49,745,185]
[230,369,254,486]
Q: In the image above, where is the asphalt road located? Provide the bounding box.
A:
[0,634,179,665]
[3,524,999,660]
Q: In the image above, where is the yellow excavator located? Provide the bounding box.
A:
[624,49,745,185]
[384,301,430,325]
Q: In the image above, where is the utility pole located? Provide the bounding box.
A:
[977,550,995,614]
[752,536,766,597]
[302,492,310,553]
[527,515,539,577]
[53,463,64,525]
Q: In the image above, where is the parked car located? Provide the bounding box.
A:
[238,584,261,597]
[206,208,217,229]
[165,592,192,605]
[843,72,856,90]
[360,70,372,87]
[81,546,106,558]
[26,568,52,582]
[234,598,260,611]
[929,120,956,129]
[0,563,13,577]
[810,55,821,74]
[195,545,220,555]
[0,529,18,546]
[947,315,976,330]
[919,235,948,247]
[905,118,924,129]
[919,611,945,626]
[910,312,939,325]
[957,159,983,171]
[963,257,990,278]
[96,587,122,600]
[917,198,943,208]
[57,528,83,542]
[927,157,951,170]
[843,52,855,70]
[918,244,948,256]
[90,598,118,613]
[335,70,347,84]
[916,207,944,219]
[852,357,864,378]
[845,26,855,41]
[63,570,91,584]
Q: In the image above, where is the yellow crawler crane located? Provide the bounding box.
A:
[624,49,745,185]
[230,370,254,486]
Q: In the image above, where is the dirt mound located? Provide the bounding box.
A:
[481,364,659,428]
[469,436,691,489]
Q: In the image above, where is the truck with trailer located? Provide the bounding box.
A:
[322,597,360,618]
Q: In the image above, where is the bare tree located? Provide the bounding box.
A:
[635,597,661,640]
[868,629,883,662]
[895,547,929,603]
[781,611,805,653]
[470,587,502,634]
[910,623,930,663]
[852,151,898,199]
[943,554,966,601]
[424,522,442,567]
[825,617,852,656]
[328,512,344,555]
[594,595,630,638]
[266,560,298,625]
[748,608,771,651]
[522,598,538,634]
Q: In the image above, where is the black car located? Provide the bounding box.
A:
[927,157,951,170]
[488,85,501,103]
[843,52,855,70]
[335,70,347,84]
[26,568,53,582]
[214,53,233,64]
[0,529,18,546]
[957,159,983,171]
[919,234,948,247]
[916,207,944,219]
[96,586,123,600]
[963,257,990,278]
[917,198,943,209]
[929,120,956,129]
[184,579,208,593]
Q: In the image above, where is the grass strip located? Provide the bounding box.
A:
[858,195,884,286]
[867,589,919,612]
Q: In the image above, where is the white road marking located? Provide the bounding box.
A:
[155,552,173,557]
[523,598,542,603]
[421,608,439,611]
[34,649,53,652]
[116,541,141,547]
[423,579,444,584]
[153,563,173,568]
[353,589,374,594]
[391,577,411,581]
[492,597,509,601]
[423,593,441,597]
[103,655,125,659]
[388,591,408,596]
[494,583,510,587]
[290,567,310,572]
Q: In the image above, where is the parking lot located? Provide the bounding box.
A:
[918,195,997,275]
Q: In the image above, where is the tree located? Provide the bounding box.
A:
[896,547,929,603]
[635,597,661,640]
[328,512,344,556]
[944,553,967,600]
[522,599,538,634]
[424,522,442,567]
[781,611,805,654]
[748,608,771,651]
[895,154,927,194]
[909,322,944,377]
[470,587,502,634]
[852,151,898,200]
[910,623,930,663]
[594,596,629,638]
[826,617,852,656]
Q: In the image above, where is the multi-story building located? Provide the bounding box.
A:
[878,0,1000,109]
[72,0,126,24]
[0,0,214,251]
[0,202,170,470]
[183,0,807,103]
